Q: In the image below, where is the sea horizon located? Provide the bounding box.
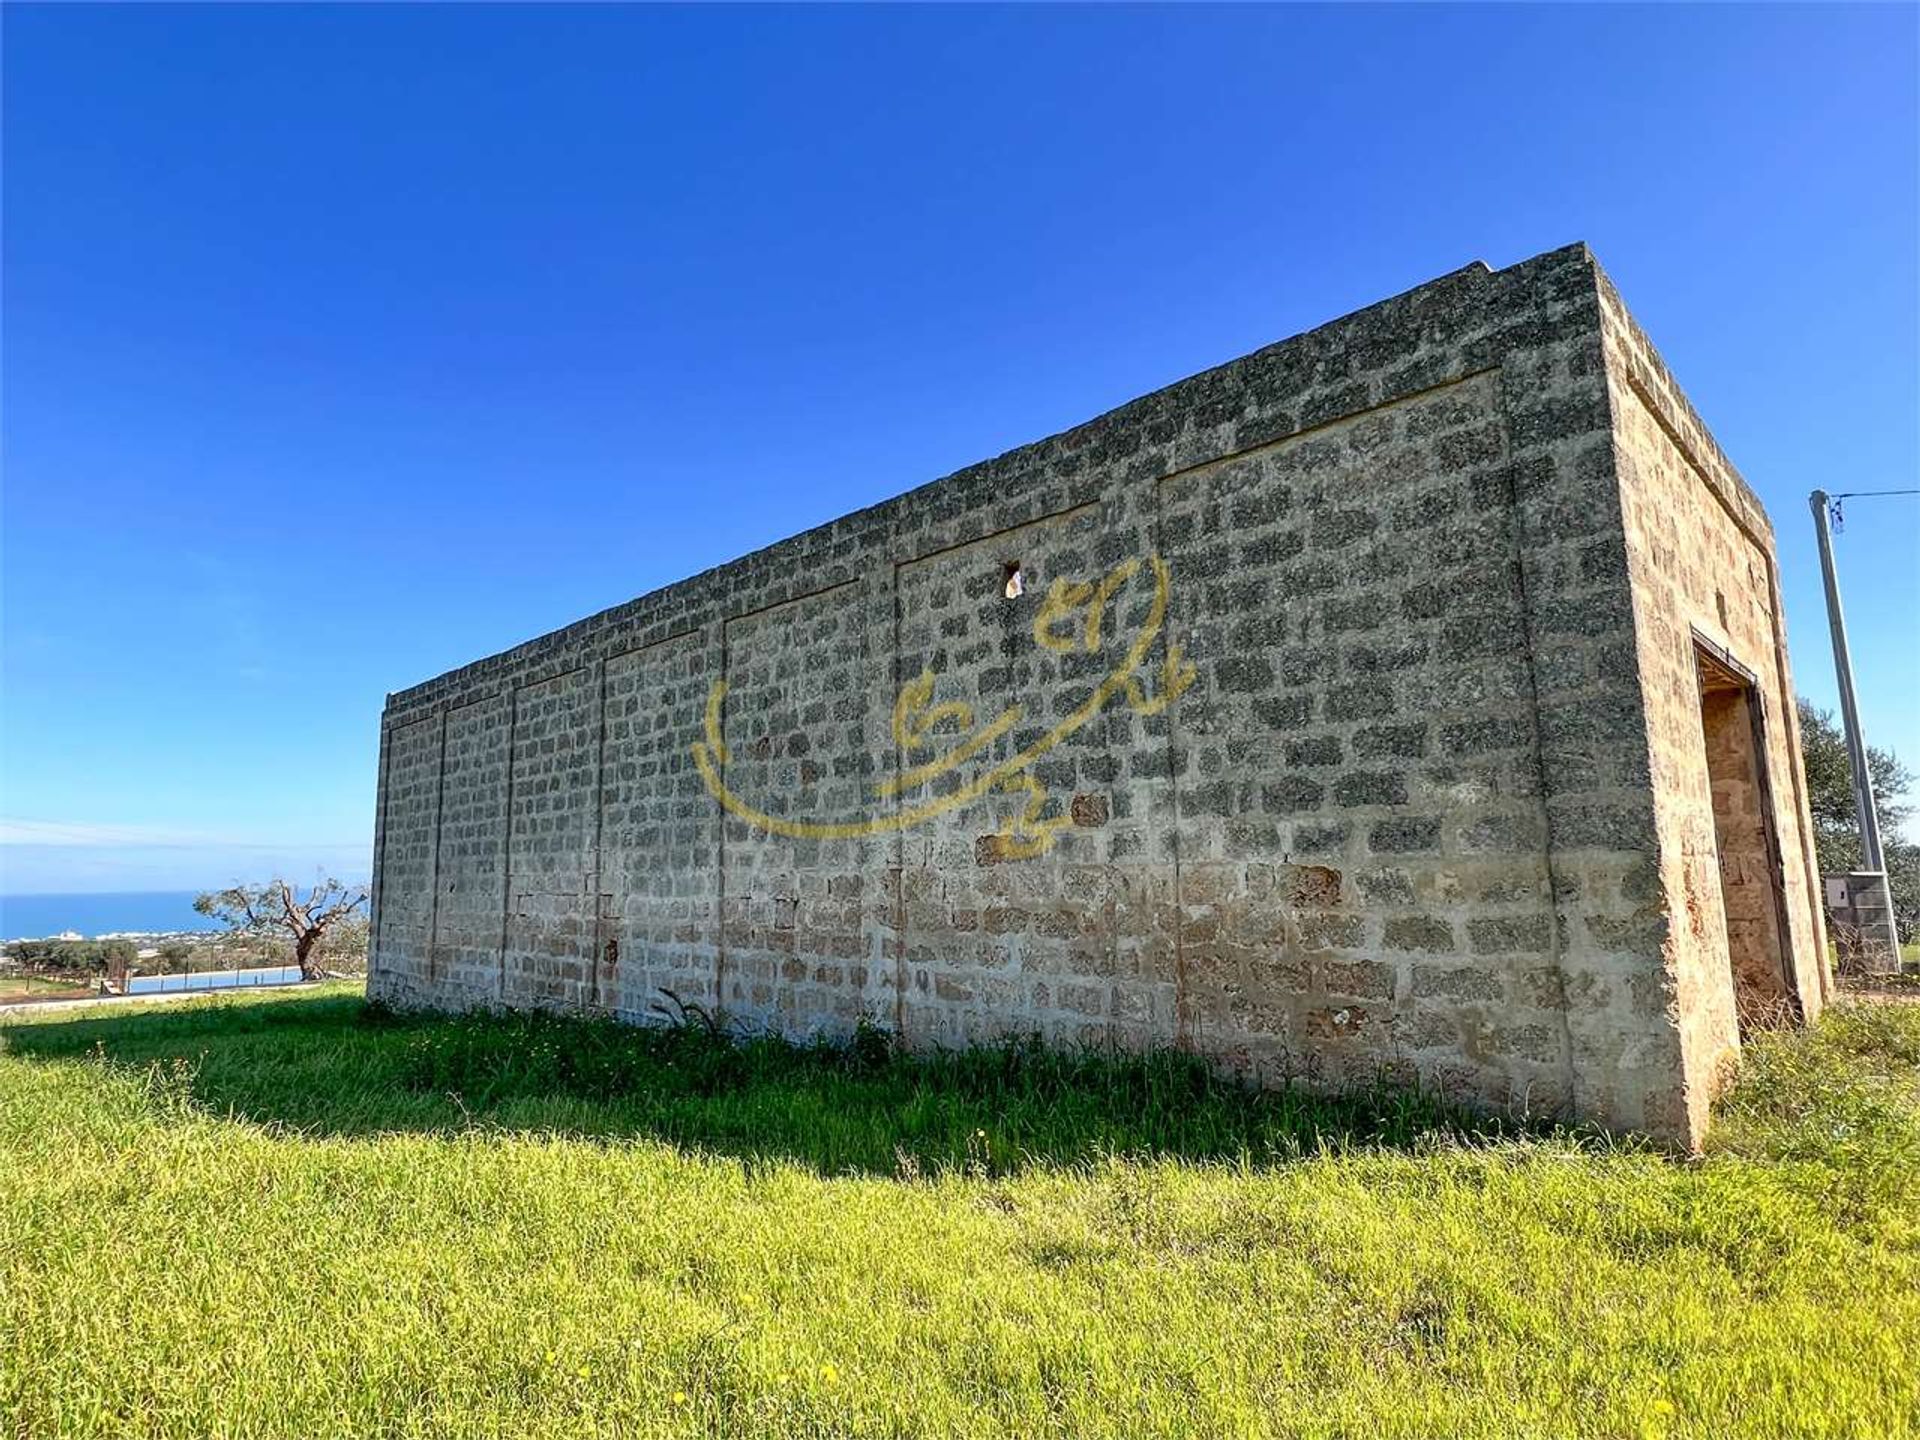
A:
[1,890,240,941]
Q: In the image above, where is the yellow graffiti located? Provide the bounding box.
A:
[1033,558,1139,655]
[881,670,1020,799]
[690,554,1197,855]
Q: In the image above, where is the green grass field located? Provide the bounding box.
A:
[3,986,1917,1439]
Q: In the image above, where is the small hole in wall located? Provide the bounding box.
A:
[1716,590,1729,630]
[1003,561,1025,600]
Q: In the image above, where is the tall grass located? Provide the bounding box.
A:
[381,998,1546,1174]
[3,985,1917,1438]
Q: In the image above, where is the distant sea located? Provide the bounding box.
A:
[0,891,230,941]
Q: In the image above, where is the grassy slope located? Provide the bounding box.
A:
[2,987,1917,1439]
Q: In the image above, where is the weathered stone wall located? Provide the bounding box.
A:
[369,244,1826,1145]
[1599,278,1828,1139]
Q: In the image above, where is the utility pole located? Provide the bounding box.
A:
[1808,489,1902,971]
[1810,490,1888,872]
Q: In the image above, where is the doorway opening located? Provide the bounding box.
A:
[1695,639,1798,1036]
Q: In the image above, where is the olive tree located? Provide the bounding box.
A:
[193,878,370,981]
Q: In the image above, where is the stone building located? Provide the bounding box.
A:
[367,243,1829,1147]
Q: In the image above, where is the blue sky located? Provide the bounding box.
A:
[3,4,1915,894]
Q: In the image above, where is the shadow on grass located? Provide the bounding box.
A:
[1,988,1559,1176]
